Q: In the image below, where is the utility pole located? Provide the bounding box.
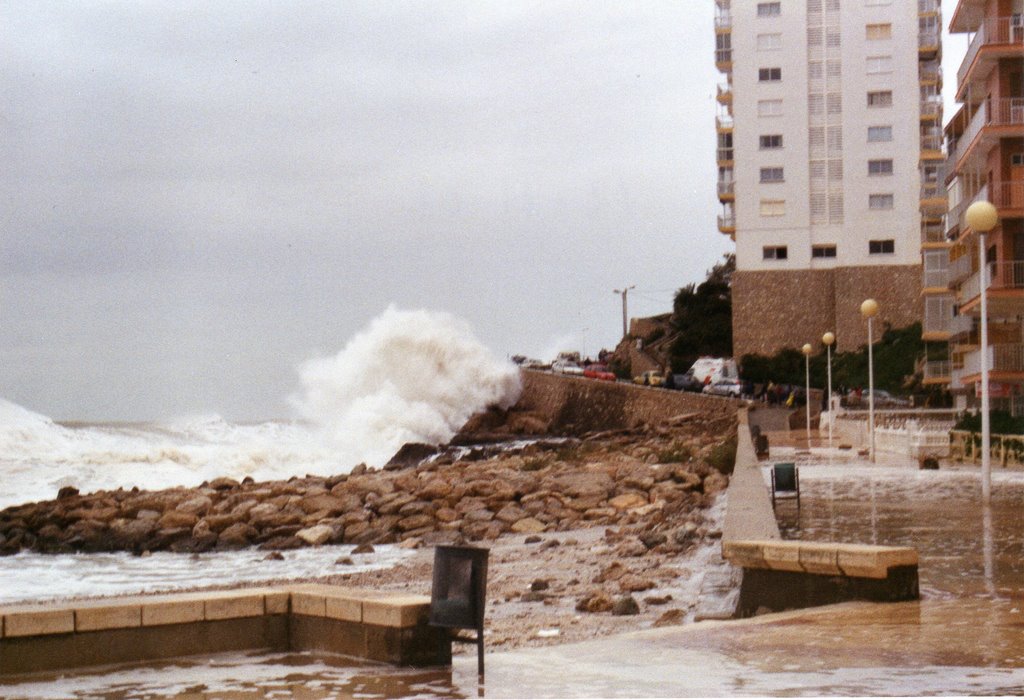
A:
[613,285,635,339]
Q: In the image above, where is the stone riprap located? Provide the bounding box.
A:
[0,413,736,555]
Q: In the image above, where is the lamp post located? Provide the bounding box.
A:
[823,331,835,451]
[861,299,880,462]
[965,200,999,504]
[613,286,635,339]
[802,343,813,447]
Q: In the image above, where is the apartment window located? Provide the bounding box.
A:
[866,23,892,40]
[758,99,783,117]
[868,159,893,176]
[869,193,894,209]
[869,239,895,254]
[757,33,782,50]
[760,167,785,183]
[758,67,782,82]
[759,134,783,149]
[760,199,786,217]
[867,125,893,142]
[867,90,893,107]
[811,245,837,258]
[866,55,893,74]
[763,245,788,260]
[757,2,781,17]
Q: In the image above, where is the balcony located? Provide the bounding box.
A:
[715,48,732,72]
[716,82,732,104]
[716,147,733,166]
[716,114,733,133]
[992,180,1024,210]
[923,266,949,290]
[922,219,947,244]
[959,261,1024,310]
[950,184,989,236]
[918,0,940,16]
[949,253,973,285]
[717,178,735,201]
[920,132,943,159]
[923,360,951,385]
[923,295,953,337]
[715,11,732,31]
[957,17,1024,94]
[717,212,735,235]
[919,61,942,85]
[963,344,1024,377]
[920,181,946,213]
[949,313,974,338]
[919,29,941,57]
[991,261,1024,289]
[920,97,943,123]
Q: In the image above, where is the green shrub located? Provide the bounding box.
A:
[657,443,693,463]
[707,436,738,475]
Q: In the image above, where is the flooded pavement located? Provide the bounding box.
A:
[5,449,1024,697]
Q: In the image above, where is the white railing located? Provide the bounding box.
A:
[949,313,974,337]
[717,179,735,197]
[920,98,943,121]
[716,114,733,130]
[949,254,972,283]
[718,213,735,230]
[993,180,1024,209]
[717,82,731,101]
[960,268,984,302]
[991,261,1024,289]
[834,412,956,458]
[715,12,732,30]
[958,17,1024,90]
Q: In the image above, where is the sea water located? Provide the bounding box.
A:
[0,307,521,603]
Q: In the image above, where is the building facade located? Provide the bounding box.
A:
[715,0,939,357]
[926,0,1024,412]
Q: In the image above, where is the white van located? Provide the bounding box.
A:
[687,357,738,386]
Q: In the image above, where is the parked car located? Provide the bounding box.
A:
[633,370,665,387]
[703,377,743,398]
[672,370,705,392]
[552,359,584,376]
[583,364,616,382]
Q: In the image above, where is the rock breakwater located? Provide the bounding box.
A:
[0,415,736,557]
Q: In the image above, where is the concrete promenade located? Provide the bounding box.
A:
[721,408,780,542]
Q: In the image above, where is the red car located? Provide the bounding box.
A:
[583,365,616,382]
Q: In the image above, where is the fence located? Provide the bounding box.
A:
[950,430,1024,467]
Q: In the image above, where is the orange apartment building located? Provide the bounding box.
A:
[927,0,1024,413]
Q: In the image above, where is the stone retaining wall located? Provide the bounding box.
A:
[517,370,738,434]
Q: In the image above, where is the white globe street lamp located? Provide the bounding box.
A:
[965,200,999,504]
[823,331,836,452]
[802,343,813,447]
[861,299,880,462]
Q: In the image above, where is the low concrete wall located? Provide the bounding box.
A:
[0,585,449,676]
[720,411,920,617]
[518,370,738,434]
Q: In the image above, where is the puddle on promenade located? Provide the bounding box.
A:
[5,454,1024,697]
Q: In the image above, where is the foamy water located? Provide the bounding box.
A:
[0,307,521,509]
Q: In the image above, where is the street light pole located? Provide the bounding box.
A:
[613,286,636,339]
[823,331,835,452]
[965,200,999,505]
[802,343,813,447]
[861,299,880,463]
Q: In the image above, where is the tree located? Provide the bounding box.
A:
[667,254,734,372]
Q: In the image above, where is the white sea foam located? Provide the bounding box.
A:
[0,308,521,508]
[291,305,522,467]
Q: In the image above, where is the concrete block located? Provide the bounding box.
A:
[761,541,804,572]
[362,596,430,628]
[324,594,362,623]
[264,591,290,615]
[75,603,142,632]
[142,598,204,627]
[798,544,840,575]
[836,544,918,579]
[3,608,75,638]
[290,591,327,618]
[721,540,766,568]
[204,593,264,621]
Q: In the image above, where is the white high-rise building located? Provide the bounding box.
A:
[715,0,942,357]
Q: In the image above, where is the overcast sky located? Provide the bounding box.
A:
[1,1,965,421]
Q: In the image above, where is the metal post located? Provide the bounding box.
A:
[826,342,833,451]
[613,286,635,339]
[980,230,991,503]
[868,316,875,463]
